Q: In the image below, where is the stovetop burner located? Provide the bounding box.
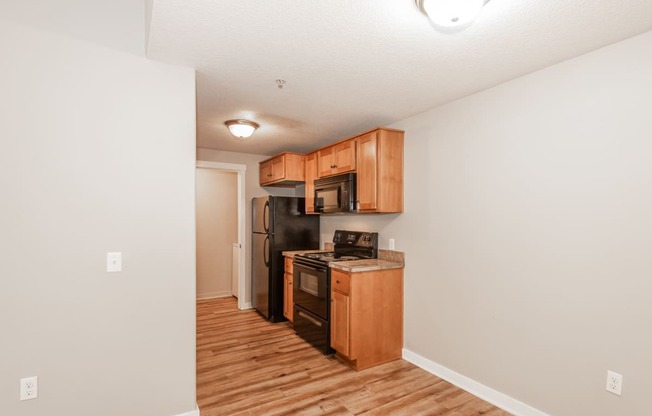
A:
[294,230,379,267]
[299,252,363,263]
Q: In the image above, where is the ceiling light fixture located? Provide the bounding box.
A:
[415,0,489,29]
[225,119,259,138]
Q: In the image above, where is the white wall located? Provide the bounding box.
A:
[321,30,652,415]
[196,168,238,299]
[0,0,145,56]
[196,149,297,306]
[0,21,196,416]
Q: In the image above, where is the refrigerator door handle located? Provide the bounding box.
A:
[263,235,270,266]
[263,200,269,232]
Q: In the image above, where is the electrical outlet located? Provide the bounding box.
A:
[389,238,396,250]
[107,252,122,272]
[20,376,38,400]
[606,370,623,396]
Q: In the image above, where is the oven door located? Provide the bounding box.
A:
[293,262,329,320]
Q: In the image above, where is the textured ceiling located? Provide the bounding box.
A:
[146,0,652,155]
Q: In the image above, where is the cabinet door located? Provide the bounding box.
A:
[305,152,318,214]
[284,272,294,322]
[330,290,350,356]
[333,139,356,173]
[356,131,378,211]
[260,160,272,185]
[271,155,286,181]
[317,146,335,177]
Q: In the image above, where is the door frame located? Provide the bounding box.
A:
[196,161,249,310]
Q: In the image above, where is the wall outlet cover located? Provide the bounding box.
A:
[20,376,38,400]
[606,370,623,396]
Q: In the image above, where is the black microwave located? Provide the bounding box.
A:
[314,173,356,213]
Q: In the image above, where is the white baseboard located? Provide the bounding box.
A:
[240,302,252,310]
[171,403,200,416]
[196,291,232,300]
[402,349,549,416]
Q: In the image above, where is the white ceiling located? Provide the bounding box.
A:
[146,0,652,155]
[4,1,652,156]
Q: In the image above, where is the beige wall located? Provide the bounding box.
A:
[196,168,238,299]
[321,30,652,416]
[196,149,297,306]
[0,21,196,416]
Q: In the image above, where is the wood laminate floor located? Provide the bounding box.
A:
[197,297,512,416]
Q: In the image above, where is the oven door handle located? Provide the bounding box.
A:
[298,311,323,327]
[295,264,328,272]
[295,263,327,273]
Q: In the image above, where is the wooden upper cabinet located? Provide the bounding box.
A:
[259,152,305,187]
[259,160,272,185]
[317,139,356,178]
[257,127,404,214]
[356,128,404,213]
[270,156,285,182]
[304,152,318,214]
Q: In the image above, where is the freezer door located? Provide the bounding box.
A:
[251,231,271,318]
[252,196,271,234]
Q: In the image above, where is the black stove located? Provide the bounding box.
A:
[292,230,378,354]
[293,251,365,267]
[300,252,361,261]
[294,230,378,267]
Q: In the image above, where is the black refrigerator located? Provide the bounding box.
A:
[252,196,320,322]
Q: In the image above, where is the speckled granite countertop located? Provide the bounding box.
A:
[329,259,404,273]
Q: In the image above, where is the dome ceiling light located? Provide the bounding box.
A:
[225,119,259,138]
[415,0,490,29]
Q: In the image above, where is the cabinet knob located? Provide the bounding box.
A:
[336,280,341,284]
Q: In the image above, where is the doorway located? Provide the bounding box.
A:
[195,161,247,308]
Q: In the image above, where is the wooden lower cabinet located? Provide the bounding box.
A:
[330,290,350,356]
[330,267,403,370]
[284,257,294,322]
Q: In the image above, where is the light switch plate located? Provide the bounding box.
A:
[107,252,122,272]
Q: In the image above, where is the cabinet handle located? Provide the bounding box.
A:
[336,280,341,284]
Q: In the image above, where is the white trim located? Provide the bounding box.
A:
[402,349,549,416]
[171,403,200,416]
[196,291,233,300]
[196,160,245,172]
[241,302,253,310]
[195,161,248,311]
